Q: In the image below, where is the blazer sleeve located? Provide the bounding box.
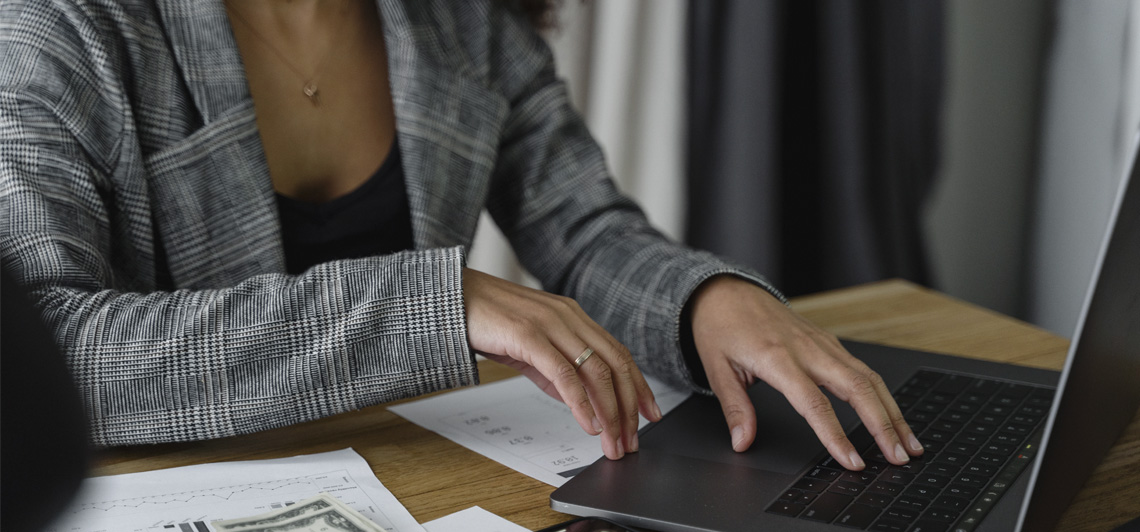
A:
[0,3,476,446]
[482,10,787,393]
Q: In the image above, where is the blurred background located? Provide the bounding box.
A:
[470,0,1140,339]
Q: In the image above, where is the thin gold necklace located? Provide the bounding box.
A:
[224,0,349,107]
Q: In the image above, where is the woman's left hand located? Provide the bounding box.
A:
[689,275,924,471]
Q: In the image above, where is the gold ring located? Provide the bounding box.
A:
[573,347,595,369]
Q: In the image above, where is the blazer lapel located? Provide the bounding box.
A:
[378,0,509,251]
[149,0,284,287]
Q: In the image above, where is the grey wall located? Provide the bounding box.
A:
[924,0,1051,320]
[926,0,1140,337]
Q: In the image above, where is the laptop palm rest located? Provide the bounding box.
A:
[638,382,865,475]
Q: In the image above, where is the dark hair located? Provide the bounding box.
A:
[501,0,563,31]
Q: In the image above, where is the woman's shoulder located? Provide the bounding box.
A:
[394,0,554,99]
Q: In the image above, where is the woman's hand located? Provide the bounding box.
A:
[463,268,662,460]
[690,275,923,470]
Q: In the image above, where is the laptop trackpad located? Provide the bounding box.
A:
[640,382,863,475]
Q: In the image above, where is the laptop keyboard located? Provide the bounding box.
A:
[765,369,1054,531]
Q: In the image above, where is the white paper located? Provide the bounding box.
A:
[421,506,528,532]
[47,448,425,532]
[389,375,690,487]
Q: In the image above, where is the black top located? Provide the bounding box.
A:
[276,140,414,275]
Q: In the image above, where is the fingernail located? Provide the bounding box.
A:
[895,443,909,463]
[908,433,923,452]
[617,439,625,458]
[848,451,865,470]
[652,402,663,420]
[630,433,640,453]
[731,426,746,451]
[591,417,603,434]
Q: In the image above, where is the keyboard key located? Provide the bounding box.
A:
[953,432,986,445]
[989,395,1020,407]
[927,392,956,404]
[796,492,817,505]
[968,379,1002,395]
[933,495,971,512]
[992,432,1023,446]
[964,462,997,477]
[967,425,997,438]
[924,463,959,477]
[976,452,1007,465]
[983,404,1014,416]
[871,518,910,531]
[868,481,906,497]
[864,460,890,474]
[904,485,939,500]
[829,481,866,496]
[982,442,1015,455]
[807,467,842,481]
[802,492,854,523]
[857,492,893,508]
[1029,387,1054,400]
[897,384,927,398]
[880,470,915,485]
[911,520,950,532]
[1020,405,1048,416]
[780,489,802,501]
[1010,414,1041,426]
[914,473,951,489]
[895,495,930,510]
[841,470,878,485]
[890,461,924,474]
[794,478,829,492]
[953,473,988,489]
[922,429,954,443]
[835,503,881,529]
[1002,424,1032,436]
[940,411,970,423]
[934,375,973,394]
[958,392,990,404]
[766,500,806,517]
[949,402,980,415]
[916,402,946,414]
[933,452,970,467]
[973,413,1005,426]
[882,505,921,522]
[932,420,963,432]
[946,442,979,456]
[945,483,979,499]
[907,410,937,423]
[923,507,960,522]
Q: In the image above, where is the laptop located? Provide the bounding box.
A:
[550,135,1140,532]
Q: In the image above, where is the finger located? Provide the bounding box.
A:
[572,329,648,452]
[810,355,910,465]
[704,355,757,452]
[763,361,865,471]
[554,295,662,423]
[832,351,924,457]
[518,333,605,441]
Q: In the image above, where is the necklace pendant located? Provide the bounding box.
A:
[303,82,320,106]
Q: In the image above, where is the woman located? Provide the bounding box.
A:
[0,0,921,469]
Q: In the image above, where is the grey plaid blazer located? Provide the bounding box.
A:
[0,0,783,446]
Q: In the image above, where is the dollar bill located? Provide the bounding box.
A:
[211,493,383,532]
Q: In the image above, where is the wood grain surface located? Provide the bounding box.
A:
[90,279,1140,531]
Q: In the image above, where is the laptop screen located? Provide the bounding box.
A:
[1018,132,1140,531]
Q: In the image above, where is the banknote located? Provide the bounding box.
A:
[211,493,382,531]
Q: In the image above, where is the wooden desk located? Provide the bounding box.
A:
[92,279,1140,531]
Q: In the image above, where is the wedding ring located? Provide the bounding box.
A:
[573,347,595,369]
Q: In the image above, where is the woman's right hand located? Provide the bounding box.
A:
[462,268,662,460]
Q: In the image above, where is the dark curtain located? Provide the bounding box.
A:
[686,0,944,297]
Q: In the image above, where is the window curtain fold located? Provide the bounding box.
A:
[686,0,945,297]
